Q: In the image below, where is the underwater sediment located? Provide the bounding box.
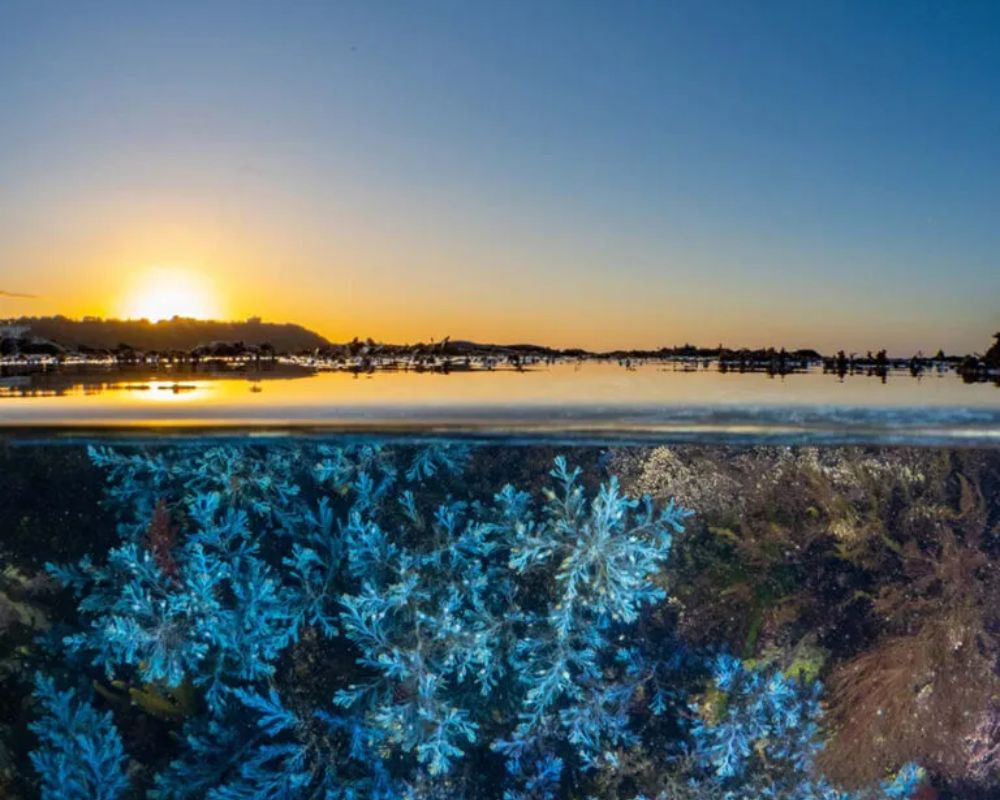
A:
[1,439,997,799]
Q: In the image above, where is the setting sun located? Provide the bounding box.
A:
[119,267,224,322]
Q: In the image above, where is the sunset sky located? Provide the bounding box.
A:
[1,1,997,353]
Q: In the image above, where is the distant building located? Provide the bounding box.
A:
[0,322,30,339]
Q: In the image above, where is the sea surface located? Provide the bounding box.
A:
[0,365,997,798]
[1,361,998,445]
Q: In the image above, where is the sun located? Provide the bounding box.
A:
[120,267,224,321]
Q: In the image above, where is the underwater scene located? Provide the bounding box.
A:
[2,435,998,800]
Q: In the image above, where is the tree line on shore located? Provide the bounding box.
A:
[1,316,997,378]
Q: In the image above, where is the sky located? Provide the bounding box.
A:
[0,1,997,353]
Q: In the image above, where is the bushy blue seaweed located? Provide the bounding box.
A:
[331,454,688,792]
[30,442,926,800]
[51,495,298,711]
[680,654,924,800]
[151,689,319,800]
[29,674,130,800]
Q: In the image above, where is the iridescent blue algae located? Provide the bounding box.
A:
[3,436,997,799]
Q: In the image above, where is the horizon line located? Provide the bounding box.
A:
[3,312,996,359]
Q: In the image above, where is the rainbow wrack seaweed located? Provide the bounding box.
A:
[29,442,923,799]
[29,675,129,800]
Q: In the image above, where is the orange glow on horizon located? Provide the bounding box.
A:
[117,267,225,322]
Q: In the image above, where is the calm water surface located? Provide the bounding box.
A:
[1,362,997,444]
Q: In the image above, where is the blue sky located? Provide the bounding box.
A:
[0,1,997,352]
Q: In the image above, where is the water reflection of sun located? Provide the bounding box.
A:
[125,381,212,403]
[119,267,224,321]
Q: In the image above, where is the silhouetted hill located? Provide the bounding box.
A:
[8,316,331,353]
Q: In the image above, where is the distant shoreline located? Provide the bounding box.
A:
[2,316,998,382]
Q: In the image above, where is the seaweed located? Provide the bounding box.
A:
[615,446,951,656]
[823,466,1000,788]
[21,442,929,799]
[29,674,129,800]
[684,655,923,799]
